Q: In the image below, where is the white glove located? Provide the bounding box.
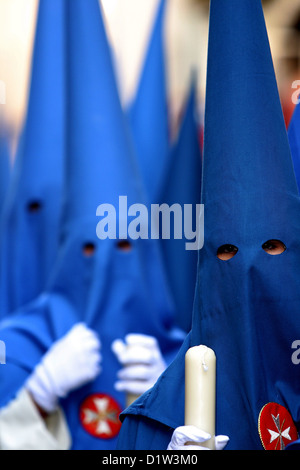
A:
[26,323,102,414]
[167,426,229,451]
[112,334,166,396]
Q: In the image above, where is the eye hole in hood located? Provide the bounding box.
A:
[217,244,239,261]
[116,240,132,253]
[262,240,286,256]
[27,201,42,213]
[82,242,96,257]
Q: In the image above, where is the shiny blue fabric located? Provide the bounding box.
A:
[0,0,184,450]
[158,78,202,332]
[118,0,300,450]
[127,0,170,202]
[0,0,65,318]
[288,102,300,192]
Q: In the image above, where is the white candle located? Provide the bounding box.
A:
[185,345,216,449]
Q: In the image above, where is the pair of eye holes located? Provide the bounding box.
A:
[82,240,132,257]
[26,203,133,256]
[217,240,286,261]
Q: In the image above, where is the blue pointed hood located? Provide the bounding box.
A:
[0,0,66,318]
[119,0,300,451]
[0,0,183,450]
[190,0,300,449]
[288,102,300,192]
[62,0,145,231]
[127,0,170,202]
[200,1,298,206]
[158,75,202,332]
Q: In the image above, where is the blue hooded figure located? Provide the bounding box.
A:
[127,0,170,203]
[0,0,66,319]
[158,75,202,333]
[288,102,300,192]
[117,0,300,451]
[286,104,300,452]
[0,0,183,450]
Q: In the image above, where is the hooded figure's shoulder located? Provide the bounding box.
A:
[117,413,173,451]
[117,334,192,450]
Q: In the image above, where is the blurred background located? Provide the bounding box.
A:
[0,0,298,158]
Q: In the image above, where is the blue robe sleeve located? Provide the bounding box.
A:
[117,414,174,450]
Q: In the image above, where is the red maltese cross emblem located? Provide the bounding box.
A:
[79,393,122,439]
[258,403,298,450]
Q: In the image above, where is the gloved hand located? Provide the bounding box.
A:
[167,426,229,451]
[25,323,102,414]
[111,334,166,396]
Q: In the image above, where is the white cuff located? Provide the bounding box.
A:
[0,389,72,450]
